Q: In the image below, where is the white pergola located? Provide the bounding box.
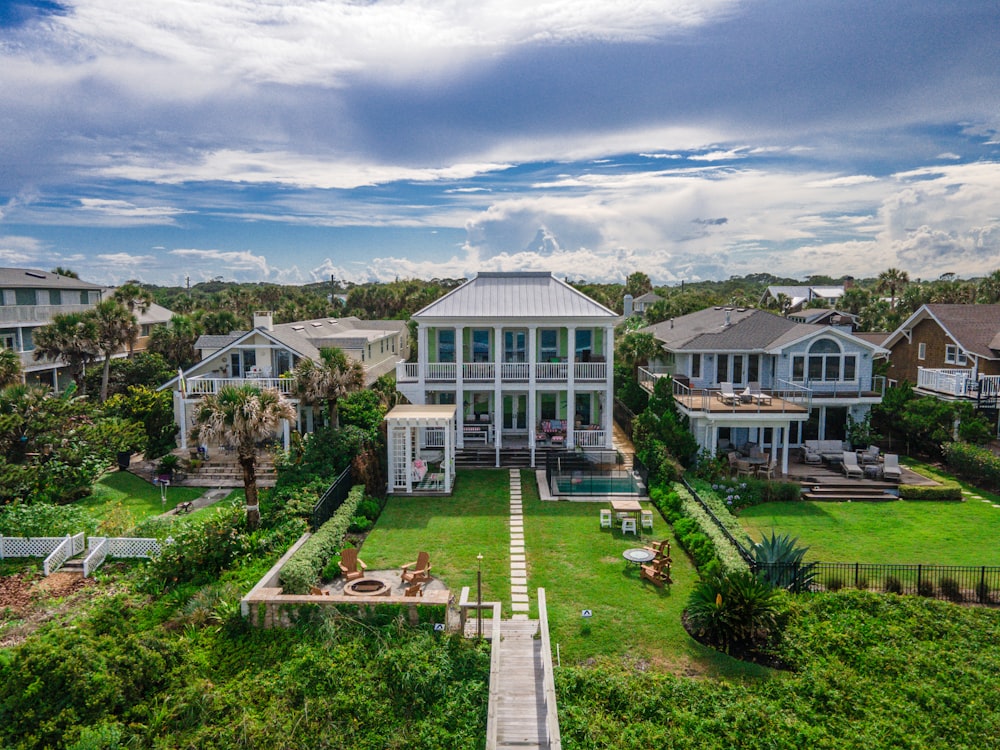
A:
[385,404,457,494]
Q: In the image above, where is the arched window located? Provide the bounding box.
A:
[791,338,857,383]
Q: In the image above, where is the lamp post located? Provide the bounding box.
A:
[476,553,483,639]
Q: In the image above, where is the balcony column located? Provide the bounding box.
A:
[494,325,503,456]
[604,324,615,448]
[417,325,428,398]
[566,326,576,449]
[528,326,538,464]
[455,324,465,419]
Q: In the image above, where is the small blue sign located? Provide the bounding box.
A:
[581,609,593,618]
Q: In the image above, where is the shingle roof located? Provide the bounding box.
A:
[0,267,103,290]
[924,304,1000,358]
[413,272,618,320]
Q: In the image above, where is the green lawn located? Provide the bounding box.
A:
[739,486,1000,566]
[362,469,766,679]
[78,471,207,526]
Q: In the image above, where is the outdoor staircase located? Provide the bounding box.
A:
[800,480,899,502]
[187,453,277,487]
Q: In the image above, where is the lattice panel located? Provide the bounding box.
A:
[108,538,160,558]
[392,429,408,488]
[43,537,73,575]
[84,539,110,577]
[1,536,67,558]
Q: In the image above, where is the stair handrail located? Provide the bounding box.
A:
[43,535,73,576]
[537,588,562,750]
[83,537,110,577]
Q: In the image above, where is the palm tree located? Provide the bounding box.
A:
[0,348,22,388]
[32,312,99,393]
[112,282,154,357]
[194,384,295,529]
[92,300,138,401]
[876,268,909,310]
[149,314,200,369]
[292,346,365,428]
[616,331,663,378]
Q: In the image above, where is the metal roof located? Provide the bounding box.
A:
[413,272,619,320]
[0,267,103,290]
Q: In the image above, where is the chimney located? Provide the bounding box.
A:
[724,309,731,327]
[623,294,634,318]
[253,311,274,331]
[844,276,855,291]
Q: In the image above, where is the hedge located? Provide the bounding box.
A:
[898,483,963,502]
[944,441,1000,492]
[279,484,366,594]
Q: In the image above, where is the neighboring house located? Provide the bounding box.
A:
[395,271,620,464]
[101,287,173,355]
[165,311,408,448]
[760,285,845,313]
[0,267,104,389]
[630,291,662,316]
[881,304,1000,421]
[787,308,858,329]
[638,306,887,474]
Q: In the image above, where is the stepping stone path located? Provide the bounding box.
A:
[508,469,530,618]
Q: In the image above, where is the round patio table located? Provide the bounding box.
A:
[623,548,656,567]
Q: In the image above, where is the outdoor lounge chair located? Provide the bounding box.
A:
[640,557,672,587]
[401,551,432,584]
[338,547,367,581]
[643,539,672,563]
[883,453,902,482]
[841,451,864,479]
[404,582,425,597]
[859,445,880,465]
[747,381,771,405]
[716,381,740,405]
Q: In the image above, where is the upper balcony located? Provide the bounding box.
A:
[184,375,296,396]
[0,304,92,324]
[396,359,608,385]
[917,367,1000,400]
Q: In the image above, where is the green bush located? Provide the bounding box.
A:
[0,501,95,537]
[884,576,903,594]
[279,484,367,594]
[898,483,963,502]
[944,441,1000,492]
[685,570,785,655]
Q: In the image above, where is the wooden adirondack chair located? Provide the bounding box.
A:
[338,547,367,581]
[640,557,672,587]
[643,539,672,563]
[401,551,432,584]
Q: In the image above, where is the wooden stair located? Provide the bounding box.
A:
[800,480,899,502]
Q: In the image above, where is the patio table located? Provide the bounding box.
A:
[623,548,656,567]
[610,498,642,520]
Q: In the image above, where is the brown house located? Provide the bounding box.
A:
[881,304,1000,408]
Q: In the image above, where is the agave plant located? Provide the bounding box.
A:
[752,531,817,592]
[686,571,784,654]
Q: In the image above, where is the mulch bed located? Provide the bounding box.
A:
[681,611,791,671]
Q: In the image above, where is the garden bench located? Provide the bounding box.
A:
[175,501,194,514]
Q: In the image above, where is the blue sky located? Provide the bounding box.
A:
[1,0,998,286]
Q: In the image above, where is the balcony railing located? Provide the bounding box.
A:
[186,376,296,396]
[0,303,92,324]
[663,374,812,416]
[917,367,976,397]
[396,360,608,384]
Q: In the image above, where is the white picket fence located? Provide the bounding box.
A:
[0,533,160,576]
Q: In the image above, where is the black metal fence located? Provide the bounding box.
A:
[310,467,352,530]
[613,398,636,441]
[681,478,1000,605]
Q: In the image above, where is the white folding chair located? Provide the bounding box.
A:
[600,508,612,528]
[621,517,637,535]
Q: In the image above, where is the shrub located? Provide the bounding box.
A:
[0,501,95,537]
[826,576,844,592]
[685,570,785,655]
[752,532,816,592]
[939,577,964,603]
[648,481,744,574]
[884,576,903,594]
[279,484,367,594]
[917,579,936,598]
[898,483,963,502]
[944,441,1000,491]
[349,515,373,533]
[976,581,992,604]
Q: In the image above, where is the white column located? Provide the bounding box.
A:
[566,326,576,449]
[779,424,790,476]
[417,325,428,393]
[282,419,290,451]
[176,392,187,450]
[604,324,615,449]
[494,325,503,458]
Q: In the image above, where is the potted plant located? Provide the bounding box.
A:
[156,453,180,482]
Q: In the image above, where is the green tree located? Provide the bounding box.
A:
[149,314,200,369]
[292,347,365,428]
[195,384,295,529]
[338,389,385,438]
[685,570,784,655]
[623,271,653,299]
[112,282,154,357]
[92,299,138,401]
[0,348,22,388]
[32,312,99,393]
[50,266,79,278]
[104,385,177,458]
[615,331,662,378]
[876,267,909,310]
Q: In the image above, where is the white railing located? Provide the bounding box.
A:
[0,535,70,559]
[426,363,457,380]
[500,362,529,380]
[537,589,562,750]
[638,365,673,392]
[187,376,295,395]
[979,375,1000,398]
[0,303,92,323]
[83,537,109,577]
[536,362,568,380]
[108,537,161,558]
[462,362,495,380]
[574,362,607,380]
[917,367,975,397]
[573,430,606,448]
[43,535,75,575]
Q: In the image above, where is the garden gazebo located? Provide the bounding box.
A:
[385,404,457,494]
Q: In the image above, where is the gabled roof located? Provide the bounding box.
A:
[632,292,662,305]
[883,304,1000,359]
[413,272,618,320]
[760,285,844,309]
[0,267,103,290]
[641,306,886,355]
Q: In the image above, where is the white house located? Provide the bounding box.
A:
[395,272,620,466]
[165,311,409,448]
[638,306,887,474]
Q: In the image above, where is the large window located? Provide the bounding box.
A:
[539,392,557,420]
[791,338,857,383]
[49,290,61,305]
[471,329,490,362]
[575,329,592,360]
[540,329,559,361]
[504,330,526,362]
[14,289,36,306]
[691,353,701,378]
[438,329,455,363]
[716,354,728,384]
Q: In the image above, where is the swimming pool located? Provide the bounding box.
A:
[554,474,641,496]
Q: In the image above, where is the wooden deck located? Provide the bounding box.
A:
[674,391,808,415]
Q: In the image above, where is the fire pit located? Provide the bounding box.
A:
[343,578,391,597]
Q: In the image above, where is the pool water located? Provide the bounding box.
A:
[555,475,640,495]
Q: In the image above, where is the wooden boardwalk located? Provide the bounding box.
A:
[492,618,551,750]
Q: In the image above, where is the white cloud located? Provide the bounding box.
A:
[79,199,186,224]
